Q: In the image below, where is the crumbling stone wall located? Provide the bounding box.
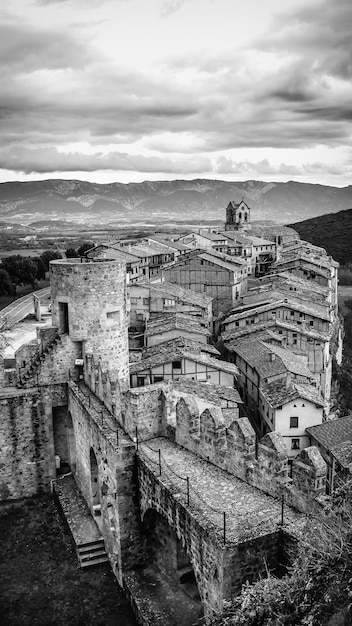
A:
[0,385,67,499]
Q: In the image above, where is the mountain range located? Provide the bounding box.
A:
[1,178,352,228]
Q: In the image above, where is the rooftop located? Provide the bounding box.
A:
[261,380,325,409]
[306,416,352,452]
[135,280,213,307]
[145,314,210,338]
[171,378,242,405]
[129,342,239,376]
[223,297,331,325]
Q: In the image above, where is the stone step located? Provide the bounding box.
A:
[80,554,109,569]
[79,548,107,562]
[78,540,105,554]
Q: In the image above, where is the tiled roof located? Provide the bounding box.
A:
[230,338,287,379]
[198,252,245,271]
[147,236,190,251]
[137,280,213,306]
[223,297,330,325]
[265,272,329,296]
[172,378,242,404]
[260,341,312,378]
[144,336,219,356]
[145,314,210,337]
[222,318,330,347]
[245,235,276,247]
[261,380,324,409]
[199,230,227,241]
[329,441,352,469]
[130,342,239,375]
[130,242,173,257]
[306,416,352,452]
[86,244,140,263]
[250,225,299,238]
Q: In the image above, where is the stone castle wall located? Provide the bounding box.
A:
[0,384,67,500]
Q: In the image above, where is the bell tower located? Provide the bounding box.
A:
[225,199,251,232]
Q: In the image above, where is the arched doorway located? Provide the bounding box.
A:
[89,448,101,515]
[140,509,203,625]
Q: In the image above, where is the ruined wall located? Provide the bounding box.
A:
[0,384,67,500]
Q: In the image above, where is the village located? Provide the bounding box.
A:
[0,200,349,624]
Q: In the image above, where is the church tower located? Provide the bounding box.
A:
[225,199,251,232]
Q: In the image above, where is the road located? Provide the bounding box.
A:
[0,287,51,328]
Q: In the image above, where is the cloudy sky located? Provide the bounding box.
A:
[1,0,351,186]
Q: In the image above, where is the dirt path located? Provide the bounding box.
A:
[0,496,137,626]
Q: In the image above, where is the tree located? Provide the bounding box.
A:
[40,250,62,272]
[32,257,46,282]
[65,247,79,258]
[77,242,94,256]
[0,268,13,295]
[1,256,38,291]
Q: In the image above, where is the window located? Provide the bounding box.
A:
[143,298,149,305]
[291,438,300,450]
[106,310,120,323]
[130,297,138,305]
[164,298,175,307]
[172,360,182,370]
[290,416,299,428]
[153,375,163,383]
[310,320,314,327]
[137,376,145,387]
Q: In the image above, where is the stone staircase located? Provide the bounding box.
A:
[19,333,62,385]
[77,538,109,568]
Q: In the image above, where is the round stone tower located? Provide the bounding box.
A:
[50,258,129,390]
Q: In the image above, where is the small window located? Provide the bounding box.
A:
[130,297,138,305]
[153,375,163,383]
[291,438,300,450]
[172,360,182,370]
[309,321,314,327]
[137,376,145,387]
[106,310,120,322]
[164,298,175,307]
[290,416,299,428]
[143,298,149,305]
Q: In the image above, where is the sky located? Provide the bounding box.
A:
[1,0,352,187]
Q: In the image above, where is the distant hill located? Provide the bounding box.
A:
[290,208,352,265]
[1,178,352,227]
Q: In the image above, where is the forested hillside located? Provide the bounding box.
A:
[290,208,352,266]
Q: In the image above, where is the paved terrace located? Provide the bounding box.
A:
[138,437,306,545]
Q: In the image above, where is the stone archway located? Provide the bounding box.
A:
[89,447,101,513]
[140,509,204,625]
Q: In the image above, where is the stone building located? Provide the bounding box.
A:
[163,249,247,317]
[224,200,251,232]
